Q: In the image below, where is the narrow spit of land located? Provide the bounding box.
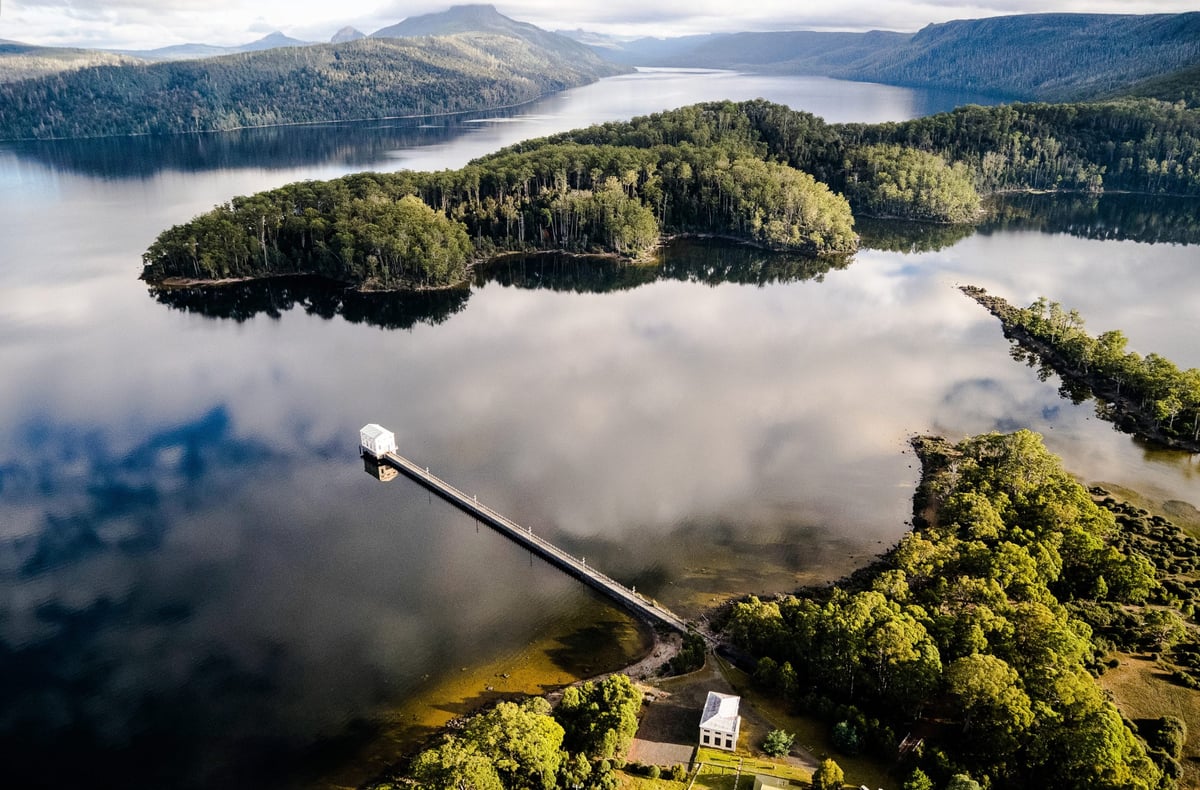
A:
[962,285,1200,454]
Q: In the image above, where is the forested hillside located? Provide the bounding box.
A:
[0,20,625,139]
[836,100,1200,195]
[0,41,145,84]
[1117,62,1200,108]
[589,12,1200,103]
[599,30,909,73]
[527,100,980,219]
[847,13,1200,102]
[0,31,317,85]
[552,98,1200,197]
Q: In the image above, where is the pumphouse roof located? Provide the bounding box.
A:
[700,691,740,733]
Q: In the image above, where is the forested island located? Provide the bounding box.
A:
[962,287,1200,453]
[140,102,869,290]
[142,97,1199,292]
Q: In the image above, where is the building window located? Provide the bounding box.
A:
[702,733,709,745]
[725,738,732,749]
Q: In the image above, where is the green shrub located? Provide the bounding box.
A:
[903,768,934,790]
[762,729,795,757]
[666,633,706,675]
[1148,716,1188,760]
[832,720,861,755]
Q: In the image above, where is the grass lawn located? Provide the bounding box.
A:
[619,751,811,790]
[1098,652,1200,789]
[696,746,811,781]
[1097,481,1200,537]
[713,659,896,789]
[616,773,689,790]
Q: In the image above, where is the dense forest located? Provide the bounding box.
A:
[589,12,1200,105]
[725,430,1190,790]
[838,100,1200,196]
[0,31,624,139]
[143,97,1200,290]
[539,98,1200,198]
[842,13,1200,103]
[964,288,1200,452]
[140,145,855,287]
[141,107,868,288]
[1117,61,1200,109]
[842,144,981,222]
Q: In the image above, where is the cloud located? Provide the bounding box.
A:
[247,17,279,35]
[6,0,1199,48]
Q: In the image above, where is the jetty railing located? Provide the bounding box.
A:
[380,450,695,636]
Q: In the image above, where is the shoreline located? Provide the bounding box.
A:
[142,233,836,295]
[145,271,474,294]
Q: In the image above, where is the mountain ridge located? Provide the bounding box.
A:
[119,31,312,61]
[4,8,1198,116]
[849,12,1200,100]
[371,4,600,64]
[582,11,1200,102]
[0,8,629,140]
[0,40,147,83]
[331,27,366,44]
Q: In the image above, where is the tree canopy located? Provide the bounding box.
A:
[843,143,981,222]
[397,675,641,790]
[143,98,1200,292]
[0,33,624,140]
[964,287,1200,452]
[726,431,1166,790]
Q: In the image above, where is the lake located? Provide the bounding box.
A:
[0,69,1196,789]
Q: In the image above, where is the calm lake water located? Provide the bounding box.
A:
[0,69,1197,789]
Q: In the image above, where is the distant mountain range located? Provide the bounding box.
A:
[117,31,313,61]
[0,5,628,140]
[0,32,316,83]
[0,4,614,83]
[573,12,1200,103]
[2,6,1198,136]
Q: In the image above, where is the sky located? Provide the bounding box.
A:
[2,0,1197,50]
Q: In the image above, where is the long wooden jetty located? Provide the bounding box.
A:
[379,449,693,636]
